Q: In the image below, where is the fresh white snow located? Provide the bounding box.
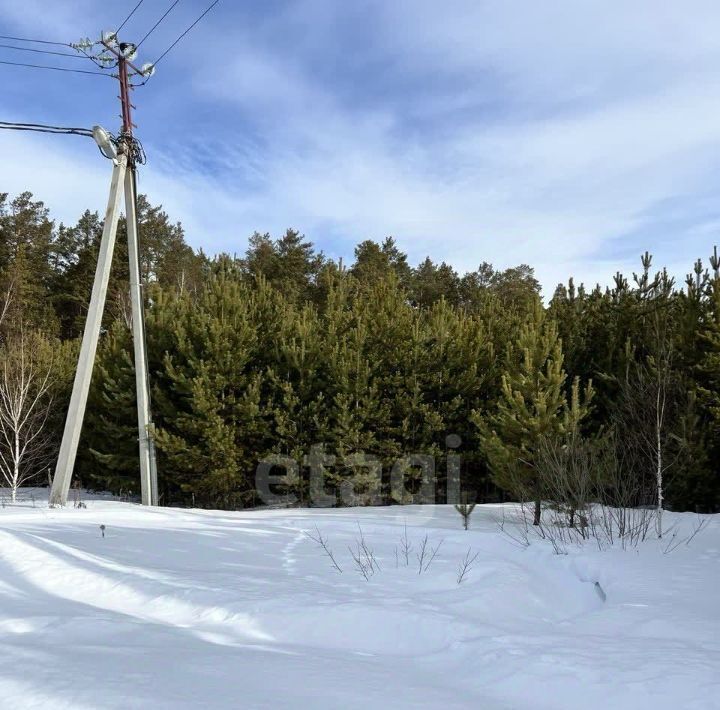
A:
[0,491,718,709]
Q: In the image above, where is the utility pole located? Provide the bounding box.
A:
[114,38,159,507]
[49,153,127,506]
[50,33,158,506]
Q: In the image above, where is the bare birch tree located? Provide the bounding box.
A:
[613,256,681,538]
[0,330,55,501]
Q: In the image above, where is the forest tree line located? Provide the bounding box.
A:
[1,189,719,513]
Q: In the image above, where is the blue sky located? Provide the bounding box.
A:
[1,0,720,293]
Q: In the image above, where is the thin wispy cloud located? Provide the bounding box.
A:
[1,0,719,293]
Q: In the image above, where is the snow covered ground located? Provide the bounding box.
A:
[0,491,718,709]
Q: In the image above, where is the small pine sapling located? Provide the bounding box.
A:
[455,493,476,530]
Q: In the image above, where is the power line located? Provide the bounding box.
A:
[117,0,146,34]
[0,34,70,47]
[152,0,220,67]
[0,42,93,59]
[0,35,114,69]
[0,59,111,76]
[0,120,109,161]
[0,120,93,137]
[137,0,181,48]
[78,45,118,69]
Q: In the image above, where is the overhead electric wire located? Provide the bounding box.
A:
[0,59,111,76]
[117,0,146,34]
[0,120,119,173]
[79,45,118,69]
[0,32,112,69]
[152,0,221,68]
[0,34,70,47]
[0,42,94,59]
[136,0,181,48]
[0,120,93,137]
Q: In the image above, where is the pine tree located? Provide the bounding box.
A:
[265,301,328,503]
[472,302,593,524]
[242,229,324,303]
[489,264,541,314]
[693,249,720,509]
[0,193,57,333]
[51,211,103,339]
[410,257,460,307]
[150,268,270,507]
[350,237,411,287]
[324,305,391,504]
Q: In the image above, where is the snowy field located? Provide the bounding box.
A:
[0,491,718,709]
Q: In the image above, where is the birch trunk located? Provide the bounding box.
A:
[655,370,666,539]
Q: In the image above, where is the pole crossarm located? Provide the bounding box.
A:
[100,39,147,77]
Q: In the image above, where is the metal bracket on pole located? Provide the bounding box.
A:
[50,154,128,506]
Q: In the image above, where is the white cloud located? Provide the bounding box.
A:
[0,0,102,38]
[2,0,720,294]
[0,131,110,224]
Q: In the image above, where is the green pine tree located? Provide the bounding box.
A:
[472,302,593,524]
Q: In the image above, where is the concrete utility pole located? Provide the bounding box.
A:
[125,167,158,506]
[49,154,127,506]
[50,34,158,506]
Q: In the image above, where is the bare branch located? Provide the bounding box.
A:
[305,525,343,573]
[456,548,480,584]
